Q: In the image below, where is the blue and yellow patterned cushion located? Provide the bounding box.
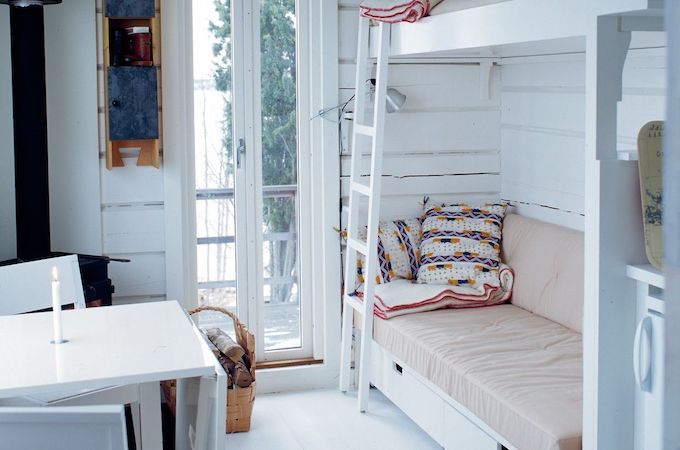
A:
[357,218,422,285]
[417,203,507,289]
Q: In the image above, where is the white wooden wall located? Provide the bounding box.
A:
[338,2,501,224]
[0,7,16,262]
[500,35,666,230]
[94,0,167,303]
[0,1,167,303]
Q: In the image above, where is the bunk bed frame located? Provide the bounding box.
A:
[339,1,670,449]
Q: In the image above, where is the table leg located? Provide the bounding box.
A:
[193,371,226,450]
[175,378,190,450]
[194,377,213,450]
[213,371,227,450]
[139,381,163,450]
[130,401,142,450]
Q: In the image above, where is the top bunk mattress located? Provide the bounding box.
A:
[429,0,511,15]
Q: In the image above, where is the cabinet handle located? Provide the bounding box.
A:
[633,315,653,392]
[111,99,121,107]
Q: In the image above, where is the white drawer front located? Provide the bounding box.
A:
[443,398,499,450]
[370,343,446,444]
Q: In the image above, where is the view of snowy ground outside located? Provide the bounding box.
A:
[193,1,301,352]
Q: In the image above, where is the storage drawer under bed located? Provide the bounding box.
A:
[370,341,500,450]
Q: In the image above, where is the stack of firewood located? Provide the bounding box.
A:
[206,328,255,388]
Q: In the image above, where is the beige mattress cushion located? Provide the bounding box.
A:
[373,305,582,450]
[501,214,584,333]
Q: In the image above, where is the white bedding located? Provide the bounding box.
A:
[371,264,514,319]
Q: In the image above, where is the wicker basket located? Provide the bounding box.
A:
[161,305,256,433]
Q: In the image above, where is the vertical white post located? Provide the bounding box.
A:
[584,15,640,450]
[664,2,680,449]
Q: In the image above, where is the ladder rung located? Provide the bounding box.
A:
[347,238,368,255]
[344,294,365,313]
[351,181,371,196]
[354,124,375,137]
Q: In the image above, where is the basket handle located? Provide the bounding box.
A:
[188,304,243,329]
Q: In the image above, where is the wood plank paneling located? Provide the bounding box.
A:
[100,157,165,204]
[343,193,500,221]
[338,8,360,62]
[341,152,500,177]
[102,206,165,254]
[341,174,501,198]
[346,110,500,154]
[108,252,166,298]
[500,46,666,229]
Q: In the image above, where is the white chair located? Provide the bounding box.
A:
[0,405,128,450]
[0,254,85,315]
[0,255,148,450]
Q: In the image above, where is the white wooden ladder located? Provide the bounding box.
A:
[339,16,391,412]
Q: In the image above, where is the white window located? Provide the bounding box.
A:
[192,0,313,362]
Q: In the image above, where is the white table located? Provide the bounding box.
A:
[0,301,227,450]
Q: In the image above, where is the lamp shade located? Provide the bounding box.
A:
[0,0,61,5]
[386,87,406,113]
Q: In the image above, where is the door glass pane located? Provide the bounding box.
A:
[260,0,301,351]
[194,1,237,327]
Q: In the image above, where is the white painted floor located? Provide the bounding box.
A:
[225,388,441,450]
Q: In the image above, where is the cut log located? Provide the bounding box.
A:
[217,354,234,388]
[222,358,255,388]
[207,328,246,363]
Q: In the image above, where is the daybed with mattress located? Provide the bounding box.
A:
[366,214,584,450]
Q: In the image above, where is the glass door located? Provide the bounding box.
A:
[193,0,312,361]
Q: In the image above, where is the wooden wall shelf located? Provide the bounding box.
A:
[102,0,162,170]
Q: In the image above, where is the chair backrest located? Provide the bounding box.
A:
[0,255,85,316]
[0,405,128,450]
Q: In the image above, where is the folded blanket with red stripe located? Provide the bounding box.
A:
[359,0,443,23]
[360,264,513,319]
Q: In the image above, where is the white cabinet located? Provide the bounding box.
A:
[627,265,665,450]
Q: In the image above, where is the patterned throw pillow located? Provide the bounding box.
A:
[417,203,507,289]
[357,218,422,285]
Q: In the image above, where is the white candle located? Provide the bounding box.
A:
[51,266,64,344]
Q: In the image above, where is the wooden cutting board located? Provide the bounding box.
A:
[637,121,664,269]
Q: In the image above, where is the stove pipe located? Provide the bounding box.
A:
[6,3,60,259]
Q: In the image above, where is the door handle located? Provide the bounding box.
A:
[236,138,246,169]
[633,315,653,392]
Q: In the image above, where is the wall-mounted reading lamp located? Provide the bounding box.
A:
[369,78,406,113]
[312,79,407,122]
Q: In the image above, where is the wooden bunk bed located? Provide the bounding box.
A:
[339,1,669,449]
